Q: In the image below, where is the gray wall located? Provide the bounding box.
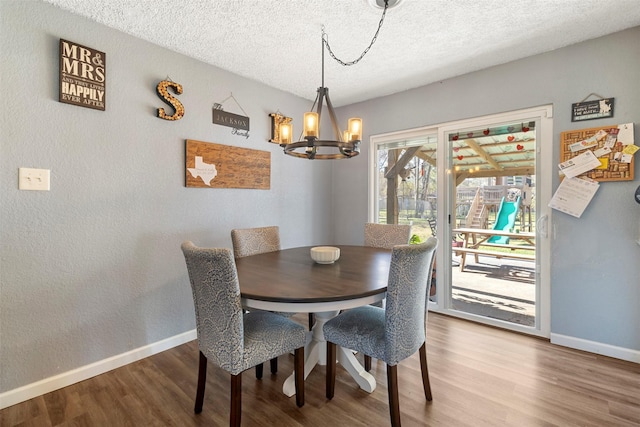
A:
[2,0,639,399]
[332,28,640,353]
[1,1,333,394]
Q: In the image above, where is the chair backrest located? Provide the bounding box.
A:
[364,223,412,249]
[384,237,438,365]
[181,241,245,373]
[231,226,281,258]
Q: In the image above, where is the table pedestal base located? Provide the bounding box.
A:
[282,310,377,397]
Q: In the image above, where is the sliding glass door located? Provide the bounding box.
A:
[369,106,552,337]
[371,132,438,243]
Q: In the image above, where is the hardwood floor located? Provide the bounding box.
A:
[2,313,639,426]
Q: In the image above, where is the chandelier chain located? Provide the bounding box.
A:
[322,0,389,67]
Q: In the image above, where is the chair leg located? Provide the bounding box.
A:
[326,342,336,399]
[364,355,372,372]
[294,347,305,407]
[387,364,401,427]
[419,342,433,401]
[255,363,263,379]
[270,357,278,374]
[230,372,242,427]
[194,351,208,414]
[308,313,315,329]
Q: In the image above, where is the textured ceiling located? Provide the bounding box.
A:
[43,0,640,107]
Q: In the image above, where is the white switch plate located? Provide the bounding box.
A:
[19,168,50,191]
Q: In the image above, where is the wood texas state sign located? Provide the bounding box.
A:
[185,140,270,189]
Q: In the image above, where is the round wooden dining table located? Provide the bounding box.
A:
[235,245,392,397]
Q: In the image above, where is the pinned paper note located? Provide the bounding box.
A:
[593,147,612,157]
[617,123,634,145]
[549,177,600,218]
[604,128,619,148]
[596,158,609,170]
[569,137,598,152]
[614,152,633,163]
[570,130,608,152]
[559,150,601,179]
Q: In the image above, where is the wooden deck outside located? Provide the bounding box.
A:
[449,253,536,326]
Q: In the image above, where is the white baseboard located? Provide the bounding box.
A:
[551,333,640,363]
[0,329,197,410]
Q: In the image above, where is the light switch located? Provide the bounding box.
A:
[19,168,50,191]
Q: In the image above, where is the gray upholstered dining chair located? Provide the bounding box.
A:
[231,225,281,259]
[231,225,313,377]
[362,222,413,369]
[181,242,306,426]
[364,224,412,305]
[364,222,412,250]
[323,238,438,427]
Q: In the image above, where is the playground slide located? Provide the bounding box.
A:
[487,196,521,244]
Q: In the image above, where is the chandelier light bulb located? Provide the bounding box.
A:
[348,118,362,141]
[304,112,318,139]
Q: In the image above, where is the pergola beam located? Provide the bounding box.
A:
[414,150,436,167]
[455,166,534,185]
[384,146,421,178]
[464,138,503,171]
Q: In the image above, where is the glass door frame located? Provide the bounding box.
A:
[368,125,438,227]
[369,105,552,338]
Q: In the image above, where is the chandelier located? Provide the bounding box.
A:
[278,0,396,160]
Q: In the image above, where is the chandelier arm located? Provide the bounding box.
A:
[322,0,389,67]
[323,89,343,141]
[316,87,325,125]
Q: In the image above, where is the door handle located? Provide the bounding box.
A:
[536,214,548,239]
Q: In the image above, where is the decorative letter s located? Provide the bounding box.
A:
[156,80,184,121]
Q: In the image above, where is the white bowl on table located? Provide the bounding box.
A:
[310,246,340,264]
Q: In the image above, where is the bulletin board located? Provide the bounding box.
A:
[560,124,634,182]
